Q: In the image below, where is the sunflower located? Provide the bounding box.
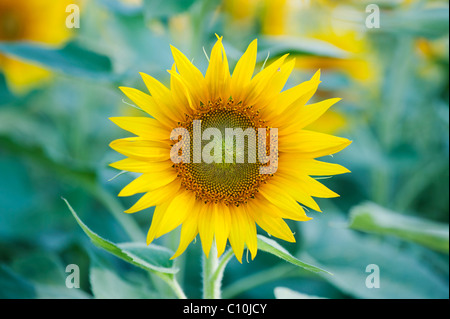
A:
[0,0,73,93]
[110,36,351,263]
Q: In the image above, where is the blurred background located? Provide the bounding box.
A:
[0,0,448,299]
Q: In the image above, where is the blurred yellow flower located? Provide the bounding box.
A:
[0,0,73,93]
[292,31,371,133]
[224,0,377,133]
[297,30,375,83]
[224,0,260,21]
[261,0,287,35]
[260,1,375,82]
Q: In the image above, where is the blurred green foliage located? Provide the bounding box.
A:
[0,0,448,299]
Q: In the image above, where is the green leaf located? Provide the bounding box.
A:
[0,73,14,105]
[0,41,115,81]
[10,252,90,299]
[118,242,176,274]
[349,202,449,254]
[0,108,68,165]
[11,252,67,286]
[256,36,350,62]
[274,287,325,299]
[89,250,160,299]
[301,213,449,299]
[0,265,36,299]
[63,198,178,275]
[257,235,332,275]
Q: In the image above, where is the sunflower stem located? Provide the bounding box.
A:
[212,248,234,285]
[202,243,222,299]
[164,276,187,299]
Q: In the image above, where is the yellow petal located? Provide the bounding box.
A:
[109,158,173,173]
[279,157,350,176]
[278,130,352,157]
[229,205,258,262]
[264,69,321,119]
[259,58,296,108]
[214,203,231,257]
[279,170,339,198]
[118,170,177,197]
[228,205,245,263]
[281,69,321,108]
[139,72,184,121]
[170,45,206,105]
[109,137,170,161]
[154,191,195,238]
[240,205,258,260]
[305,110,347,135]
[205,36,231,101]
[247,200,296,243]
[169,64,196,113]
[147,201,170,244]
[257,185,311,220]
[280,98,342,134]
[109,117,169,141]
[146,191,194,243]
[271,176,321,212]
[243,54,288,106]
[125,179,181,213]
[140,72,170,99]
[119,87,174,128]
[171,200,202,259]
[300,175,340,198]
[231,39,257,101]
[198,203,215,258]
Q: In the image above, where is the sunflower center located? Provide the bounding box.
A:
[173,99,273,206]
